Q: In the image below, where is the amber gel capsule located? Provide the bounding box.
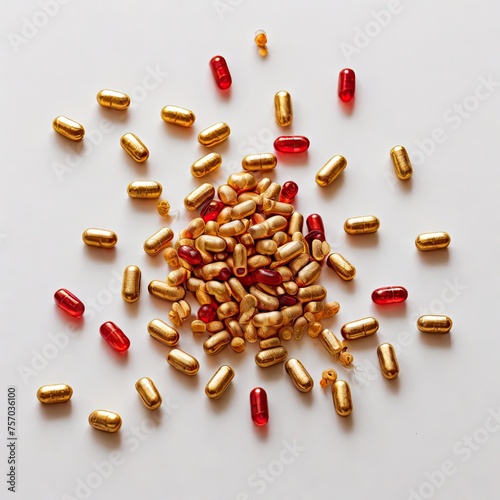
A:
[54,289,85,318]
[250,387,269,426]
[274,136,310,153]
[96,90,130,110]
[52,116,85,141]
[338,68,355,102]
[99,322,130,352]
[372,286,408,305]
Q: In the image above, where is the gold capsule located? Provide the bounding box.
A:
[297,285,327,303]
[273,241,305,264]
[315,155,347,187]
[227,172,258,193]
[148,281,186,301]
[147,318,180,346]
[144,227,174,256]
[231,201,257,220]
[274,90,293,127]
[157,200,171,217]
[319,369,337,388]
[96,89,130,110]
[205,365,234,399]
[319,328,344,356]
[203,330,232,355]
[127,181,162,199]
[52,116,85,141]
[255,239,278,255]
[232,243,248,277]
[332,380,352,417]
[259,337,281,350]
[120,133,149,162]
[344,215,380,235]
[390,145,413,180]
[88,410,122,433]
[327,253,356,281]
[191,153,222,178]
[161,105,196,127]
[255,346,288,367]
[122,265,141,303]
[218,184,238,206]
[287,212,304,235]
[254,29,268,47]
[135,377,162,410]
[415,232,451,251]
[167,348,199,375]
[231,337,246,352]
[82,228,117,249]
[252,311,284,328]
[198,122,230,147]
[36,384,73,404]
[341,317,379,340]
[242,153,277,171]
[377,343,399,379]
[184,183,215,210]
[285,359,314,393]
[417,315,453,333]
[295,261,322,287]
[262,199,294,217]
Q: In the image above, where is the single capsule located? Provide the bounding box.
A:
[332,380,352,417]
[390,145,413,180]
[338,68,356,102]
[122,265,141,303]
[144,227,174,256]
[120,133,149,162]
[252,268,283,286]
[319,369,337,388]
[148,281,186,302]
[417,315,452,333]
[88,410,122,433]
[254,30,267,47]
[209,55,232,90]
[377,343,399,379]
[161,105,196,127]
[200,200,224,222]
[198,304,217,323]
[273,136,310,153]
[177,245,202,265]
[191,153,222,178]
[306,214,325,234]
[242,153,277,171]
[250,387,269,426]
[205,365,234,399]
[278,294,298,307]
[147,319,179,346]
[341,317,379,340]
[157,200,171,217]
[99,321,130,352]
[184,183,216,210]
[198,122,231,147]
[315,155,347,187]
[135,377,162,410]
[279,181,298,204]
[285,359,314,393]
[96,89,130,110]
[167,349,199,375]
[415,232,451,251]
[36,384,73,404]
[344,215,380,235]
[274,90,293,127]
[52,116,85,141]
[327,253,356,281]
[255,346,288,367]
[54,289,85,318]
[127,181,162,199]
[372,286,408,305]
[82,228,117,249]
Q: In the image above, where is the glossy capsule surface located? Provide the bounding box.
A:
[242,153,277,171]
[127,181,162,199]
[316,155,347,186]
[161,105,196,127]
[252,268,283,286]
[338,68,356,102]
[377,343,399,379]
[135,377,162,410]
[54,289,85,318]
[341,317,379,340]
[372,286,408,305]
[205,365,234,399]
[122,265,141,303]
[306,214,325,234]
[147,319,179,346]
[167,349,199,375]
[250,387,269,426]
[52,116,85,141]
[120,133,149,162]
[148,281,186,301]
[285,359,314,393]
[144,227,174,256]
[417,315,453,333]
[200,200,224,222]
[185,183,215,211]
[99,321,130,352]
[279,181,298,203]
[415,232,451,251]
[198,304,217,323]
[274,136,310,153]
[191,152,222,178]
[344,215,380,235]
[96,89,130,110]
[274,91,293,127]
[88,410,122,433]
[390,145,413,180]
[327,253,356,281]
[255,346,287,367]
[82,228,117,248]
[37,384,73,404]
[177,245,202,265]
[332,380,352,416]
[209,55,232,90]
[198,122,231,147]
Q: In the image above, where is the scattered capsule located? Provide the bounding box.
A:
[161,105,196,127]
[184,183,215,210]
[147,319,179,346]
[203,330,232,355]
[88,410,122,433]
[285,359,314,393]
[255,346,288,367]
[167,348,199,375]
[242,153,277,171]
[144,227,174,256]
[135,377,162,410]
[274,90,293,127]
[319,329,344,357]
[332,380,352,417]
[254,30,267,47]
[52,116,85,141]
[274,136,310,153]
[99,321,130,352]
[319,369,337,388]
[209,55,232,90]
[377,344,399,379]
[315,155,347,187]
[341,317,379,340]
[344,215,380,235]
[120,133,149,162]
[417,315,453,333]
[205,365,234,399]
[96,89,130,110]
[157,200,171,217]
[306,214,324,234]
[250,387,269,426]
[54,289,85,318]
[372,286,408,305]
[338,68,356,102]
[82,228,117,249]
[122,265,141,303]
[148,281,186,301]
[127,181,162,199]
[390,145,413,180]
[191,153,222,178]
[37,384,73,404]
[327,253,356,281]
[279,181,299,204]
[200,200,225,222]
[415,232,451,251]
[198,122,231,147]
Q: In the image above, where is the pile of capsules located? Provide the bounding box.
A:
[41,31,453,431]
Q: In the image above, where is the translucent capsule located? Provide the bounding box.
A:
[88,410,122,433]
[316,155,347,187]
[390,145,413,180]
[135,377,162,410]
[205,365,234,399]
[417,315,452,333]
[254,30,267,47]
[415,232,451,251]
[209,55,232,90]
[344,215,380,235]
[191,152,222,178]
[377,343,399,379]
[338,68,356,102]
[82,228,117,249]
[120,133,149,162]
[319,369,337,388]
[285,359,314,393]
[99,321,130,352]
[127,181,162,199]
[341,317,379,340]
[54,289,85,318]
[279,181,298,204]
[306,214,324,234]
[273,136,310,153]
[157,200,171,217]
[250,387,269,426]
[252,268,283,286]
[37,384,73,404]
[167,349,199,375]
[147,319,179,346]
[184,183,215,210]
[144,227,174,256]
[200,200,224,222]
[52,116,85,141]
[372,286,408,305]
[274,90,293,127]
[242,153,277,171]
[198,304,217,323]
[161,105,196,127]
[96,89,130,110]
[327,253,356,281]
[177,245,202,265]
[122,265,141,303]
[255,346,288,367]
[332,380,352,416]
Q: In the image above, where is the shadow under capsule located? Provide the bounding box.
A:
[88,426,123,449]
[82,245,117,264]
[419,332,452,349]
[97,106,131,124]
[38,400,73,420]
[416,248,451,266]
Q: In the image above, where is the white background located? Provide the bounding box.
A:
[2,1,500,499]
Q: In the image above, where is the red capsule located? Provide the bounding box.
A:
[278,294,298,307]
[200,200,224,223]
[279,181,299,204]
[252,268,283,286]
[239,274,256,287]
[54,288,85,318]
[250,387,269,426]
[99,322,130,352]
[273,136,310,153]
[198,304,217,323]
[306,214,325,234]
[177,245,202,265]
[371,286,408,305]
[304,230,326,249]
[338,68,355,102]
[217,268,231,281]
[209,55,232,91]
